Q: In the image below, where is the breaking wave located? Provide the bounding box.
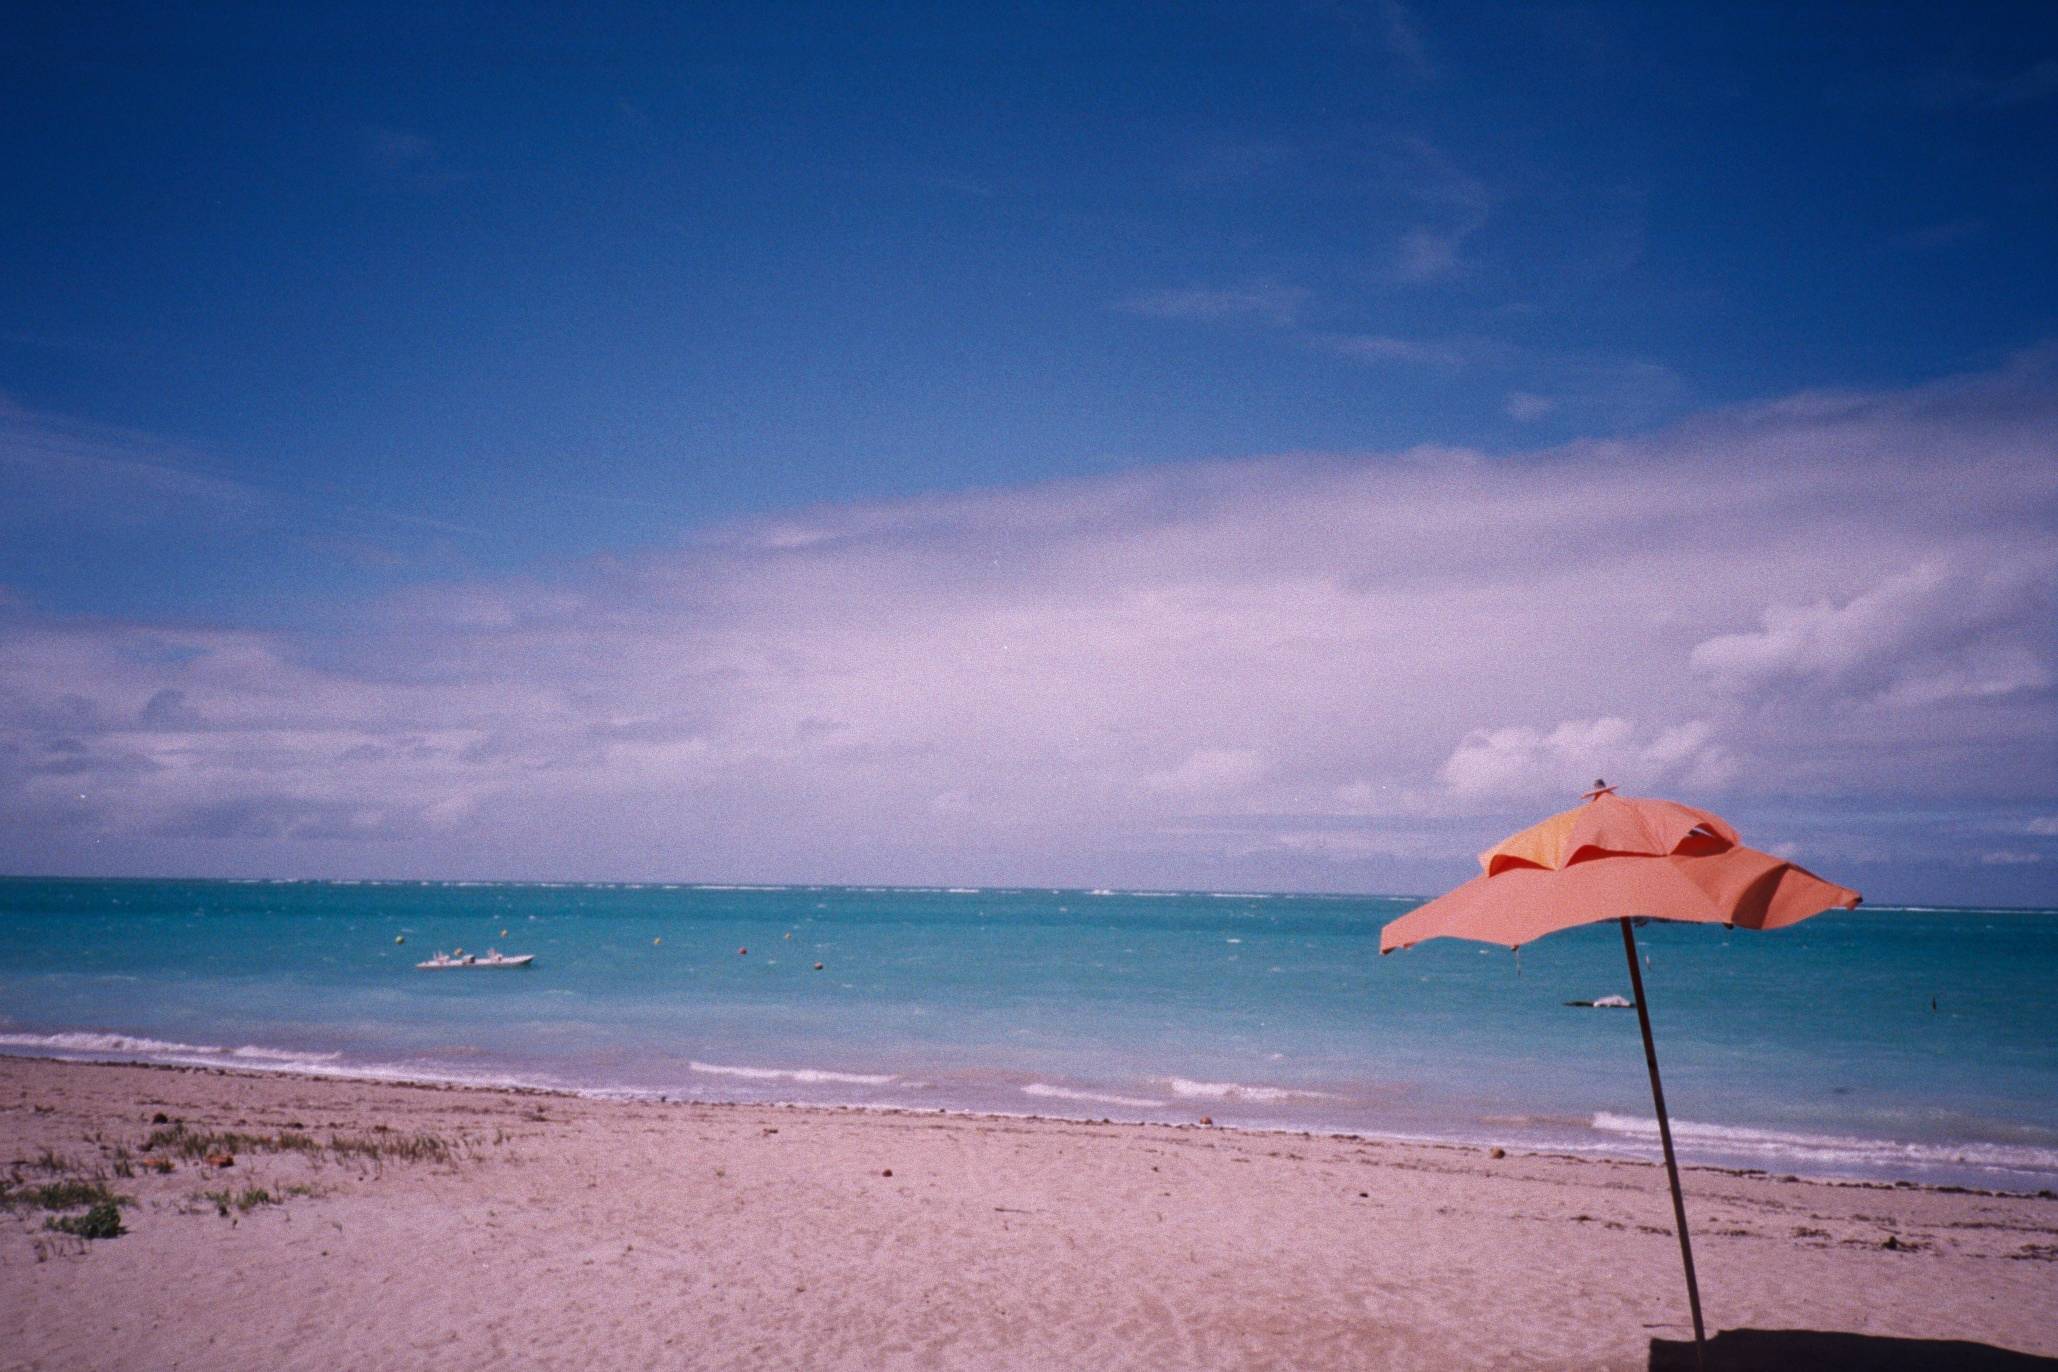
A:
[0,1031,342,1065]
[1021,1082,1166,1110]
[1589,1111,2058,1180]
[687,1060,898,1086]
[1162,1077,1341,1103]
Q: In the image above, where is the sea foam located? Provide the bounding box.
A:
[1021,1083,1166,1110]
[1590,1111,2058,1178]
[1162,1077,1341,1103]
[687,1060,898,1086]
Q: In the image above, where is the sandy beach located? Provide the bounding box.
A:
[3,1057,2054,1370]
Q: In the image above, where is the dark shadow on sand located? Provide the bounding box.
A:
[1650,1329,2058,1370]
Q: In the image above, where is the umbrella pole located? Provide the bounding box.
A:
[1618,916,1707,1368]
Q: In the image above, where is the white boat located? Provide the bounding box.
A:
[416,949,535,970]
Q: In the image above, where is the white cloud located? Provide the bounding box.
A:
[1396,226,1465,282]
[1439,718,1733,801]
[2,353,2054,887]
[1690,559,2055,706]
[0,397,263,527]
[1388,137,1491,283]
[1140,748,1270,799]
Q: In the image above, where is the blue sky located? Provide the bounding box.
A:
[2,3,2054,902]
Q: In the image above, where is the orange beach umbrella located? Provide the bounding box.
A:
[1382,783,1860,1368]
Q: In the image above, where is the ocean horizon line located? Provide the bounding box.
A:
[0,871,1435,903]
[3,870,2054,913]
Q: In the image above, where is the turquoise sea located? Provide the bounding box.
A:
[2,877,2053,1191]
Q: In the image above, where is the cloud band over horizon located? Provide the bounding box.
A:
[4,353,2054,903]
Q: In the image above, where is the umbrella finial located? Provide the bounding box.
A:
[1582,778,1617,802]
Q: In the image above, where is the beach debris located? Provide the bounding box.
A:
[205,1152,235,1169]
[1199,1116,1213,1126]
[881,1168,893,1177]
[1488,1147,1506,1160]
[145,1157,175,1174]
[151,1112,170,1125]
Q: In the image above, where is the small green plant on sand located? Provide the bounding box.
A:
[46,1201,124,1239]
[201,1186,281,1217]
[2,1179,126,1213]
[145,1121,452,1165]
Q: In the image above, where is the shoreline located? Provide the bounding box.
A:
[8,883,2054,1203]
[10,1050,2058,1202]
[7,1055,2056,1369]
[6,1045,2053,1199]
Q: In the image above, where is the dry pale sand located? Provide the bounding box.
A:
[3,1057,2055,1371]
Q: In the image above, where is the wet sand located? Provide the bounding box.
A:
[3,1056,2054,1370]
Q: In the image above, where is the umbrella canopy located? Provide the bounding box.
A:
[1379,784,1859,1369]
[1381,790,1859,953]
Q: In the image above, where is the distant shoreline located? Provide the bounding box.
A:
[6,870,2055,912]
